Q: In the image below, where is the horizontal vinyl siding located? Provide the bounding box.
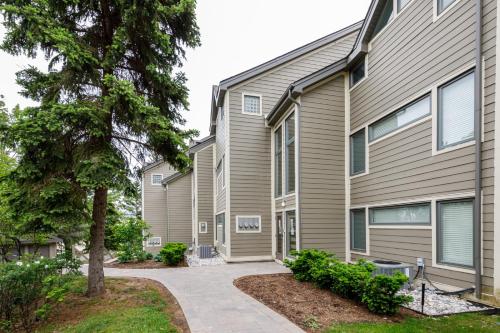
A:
[166,174,193,245]
[197,146,214,245]
[300,76,346,256]
[143,163,176,252]
[229,31,359,257]
[275,195,296,211]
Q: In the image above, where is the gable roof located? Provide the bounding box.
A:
[189,135,215,157]
[161,170,192,185]
[141,160,165,173]
[267,58,348,126]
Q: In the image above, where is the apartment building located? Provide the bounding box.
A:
[142,0,498,301]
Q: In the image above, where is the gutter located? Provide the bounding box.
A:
[474,0,483,300]
[287,90,302,251]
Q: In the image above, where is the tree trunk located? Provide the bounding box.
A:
[87,187,108,297]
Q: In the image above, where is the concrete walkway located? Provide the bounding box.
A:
[86,262,304,333]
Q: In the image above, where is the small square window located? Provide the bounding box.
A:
[243,94,261,115]
[151,174,163,185]
[199,222,208,234]
[350,57,366,88]
[147,237,161,247]
[236,216,261,233]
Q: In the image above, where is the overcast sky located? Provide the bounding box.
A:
[0,0,371,139]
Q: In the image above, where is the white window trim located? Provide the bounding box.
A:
[349,126,370,179]
[241,93,263,116]
[146,236,162,247]
[272,106,296,199]
[235,215,262,233]
[215,210,226,247]
[433,0,462,23]
[199,221,208,234]
[216,158,225,195]
[349,55,369,91]
[349,207,370,256]
[151,173,163,186]
[368,202,432,227]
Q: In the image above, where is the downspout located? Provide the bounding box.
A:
[474,0,483,300]
[287,89,302,250]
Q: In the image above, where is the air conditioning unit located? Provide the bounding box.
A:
[198,245,213,259]
[372,260,414,288]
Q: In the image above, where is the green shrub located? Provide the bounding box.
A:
[361,272,413,315]
[0,255,81,332]
[284,249,334,282]
[113,218,150,263]
[159,243,187,266]
[330,260,375,300]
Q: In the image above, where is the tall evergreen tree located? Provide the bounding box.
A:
[0,0,200,296]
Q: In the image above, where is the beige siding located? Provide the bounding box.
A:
[166,173,193,245]
[300,75,346,256]
[143,163,176,252]
[228,31,359,258]
[275,195,296,211]
[349,0,496,290]
[196,145,215,245]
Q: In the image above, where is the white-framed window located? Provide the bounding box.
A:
[437,70,475,150]
[199,221,208,234]
[216,213,225,244]
[397,0,412,12]
[369,203,431,225]
[350,209,366,253]
[350,56,366,88]
[437,198,474,268]
[151,174,163,185]
[285,113,295,194]
[368,94,431,142]
[220,106,224,120]
[146,237,161,247]
[242,94,262,115]
[350,128,366,176]
[216,156,224,195]
[437,0,456,16]
[236,216,261,233]
[372,0,394,38]
[274,126,283,197]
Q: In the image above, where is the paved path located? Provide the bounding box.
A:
[85,262,304,333]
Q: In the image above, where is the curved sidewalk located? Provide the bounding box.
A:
[90,262,304,333]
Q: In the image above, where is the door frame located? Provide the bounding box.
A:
[275,208,297,261]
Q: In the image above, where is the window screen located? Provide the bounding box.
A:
[285,113,295,193]
[438,70,475,150]
[437,199,474,268]
[370,203,431,225]
[243,95,261,114]
[275,126,283,197]
[350,129,365,175]
[350,57,366,87]
[152,174,163,185]
[437,0,456,15]
[237,216,261,232]
[369,95,431,142]
[350,209,366,252]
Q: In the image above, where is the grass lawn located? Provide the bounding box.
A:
[326,313,499,333]
[36,277,188,333]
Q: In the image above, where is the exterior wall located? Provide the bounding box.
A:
[166,173,193,246]
[228,31,359,258]
[348,0,496,292]
[215,105,226,215]
[300,75,346,256]
[196,145,215,245]
[143,162,176,252]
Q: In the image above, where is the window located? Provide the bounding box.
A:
[285,113,295,193]
[199,222,208,234]
[243,94,261,115]
[216,213,225,244]
[397,0,412,12]
[146,237,161,247]
[438,70,475,150]
[274,126,283,197]
[350,209,366,252]
[372,0,394,37]
[216,157,224,194]
[285,210,296,257]
[437,0,456,15]
[370,203,431,225]
[220,106,224,120]
[236,216,261,233]
[151,174,163,185]
[350,129,366,176]
[369,95,431,142]
[350,57,366,88]
[437,199,474,268]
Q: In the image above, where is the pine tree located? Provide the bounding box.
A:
[0,0,200,296]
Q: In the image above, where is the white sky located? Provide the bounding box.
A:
[0,0,371,139]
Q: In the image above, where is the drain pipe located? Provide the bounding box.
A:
[287,89,302,251]
[474,0,483,300]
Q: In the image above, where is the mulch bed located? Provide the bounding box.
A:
[234,273,419,332]
[104,259,188,269]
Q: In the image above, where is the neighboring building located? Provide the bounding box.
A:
[3,237,62,262]
[142,0,499,302]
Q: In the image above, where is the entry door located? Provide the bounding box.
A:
[285,210,296,258]
[276,213,283,261]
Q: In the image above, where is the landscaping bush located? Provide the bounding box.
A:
[330,260,375,300]
[0,255,81,332]
[284,249,334,282]
[112,218,151,263]
[159,243,187,266]
[361,271,413,315]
